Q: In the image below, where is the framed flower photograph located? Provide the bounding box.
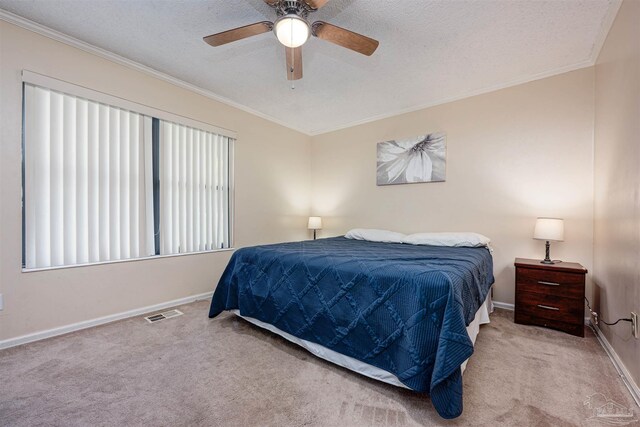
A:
[376,132,446,185]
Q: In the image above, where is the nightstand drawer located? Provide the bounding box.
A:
[516,267,583,299]
[515,290,583,323]
[514,309,584,337]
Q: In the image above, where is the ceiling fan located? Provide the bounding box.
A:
[203,0,379,81]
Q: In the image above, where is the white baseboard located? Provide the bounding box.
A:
[590,321,640,408]
[0,291,214,351]
[493,300,638,407]
[4,293,637,410]
[492,300,514,311]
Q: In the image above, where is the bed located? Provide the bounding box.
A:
[209,236,494,419]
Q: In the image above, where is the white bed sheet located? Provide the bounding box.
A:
[231,292,493,389]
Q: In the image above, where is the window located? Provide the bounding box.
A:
[159,121,232,254]
[22,72,234,270]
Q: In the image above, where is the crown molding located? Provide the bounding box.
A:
[590,0,623,64]
[306,58,596,135]
[307,0,622,136]
[1,1,622,138]
[0,9,311,136]
[304,0,623,136]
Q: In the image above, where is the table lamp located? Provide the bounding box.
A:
[308,216,322,240]
[533,217,564,264]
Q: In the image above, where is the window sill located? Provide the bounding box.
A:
[21,247,236,273]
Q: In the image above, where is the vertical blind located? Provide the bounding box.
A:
[24,84,155,269]
[23,79,233,270]
[159,121,232,254]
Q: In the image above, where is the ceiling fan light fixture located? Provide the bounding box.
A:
[274,14,310,48]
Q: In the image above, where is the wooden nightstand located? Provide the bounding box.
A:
[514,258,587,337]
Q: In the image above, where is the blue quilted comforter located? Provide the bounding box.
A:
[209,237,494,418]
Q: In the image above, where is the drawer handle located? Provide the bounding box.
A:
[538,281,560,286]
[537,304,560,311]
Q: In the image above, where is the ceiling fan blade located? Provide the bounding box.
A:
[263,0,279,6]
[312,21,379,56]
[302,0,329,9]
[203,21,273,47]
[286,47,303,80]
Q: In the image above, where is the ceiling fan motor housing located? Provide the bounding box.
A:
[276,0,313,18]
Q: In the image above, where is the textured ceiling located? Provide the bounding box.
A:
[0,0,618,135]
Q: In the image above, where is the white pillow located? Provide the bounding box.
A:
[402,232,490,248]
[344,228,406,243]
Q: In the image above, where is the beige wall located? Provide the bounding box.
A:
[311,68,595,306]
[2,9,635,390]
[0,21,312,341]
[594,0,640,385]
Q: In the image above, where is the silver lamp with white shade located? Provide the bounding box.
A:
[533,217,564,264]
[308,216,322,240]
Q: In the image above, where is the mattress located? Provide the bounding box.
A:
[231,292,492,389]
[209,237,494,418]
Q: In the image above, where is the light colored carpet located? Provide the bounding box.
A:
[1,301,637,427]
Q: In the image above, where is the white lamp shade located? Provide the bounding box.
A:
[308,216,322,230]
[533,218,564,241]
[275,15,310,48]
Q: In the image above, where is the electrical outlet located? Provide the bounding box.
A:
[632,312,638,339]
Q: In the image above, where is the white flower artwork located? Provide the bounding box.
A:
[377,132,446,185]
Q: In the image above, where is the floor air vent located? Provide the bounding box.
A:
[144,309,184,323]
